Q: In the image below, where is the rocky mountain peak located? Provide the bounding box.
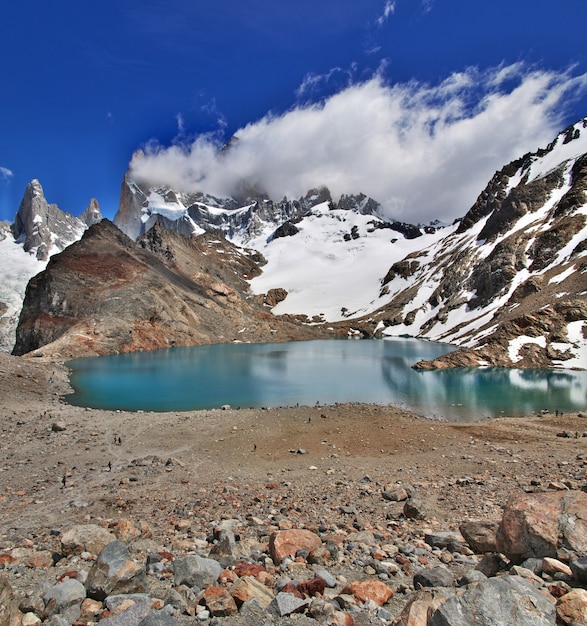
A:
[80,198,103,228]
[11,180,100,261]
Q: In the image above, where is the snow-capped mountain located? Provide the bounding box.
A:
[0,180,102,351]
[4,118,586,368]
[110,118,587,369]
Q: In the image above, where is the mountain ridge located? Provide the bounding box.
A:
[4,118,587,368]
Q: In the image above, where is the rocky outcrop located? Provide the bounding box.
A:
[12,220,334,358]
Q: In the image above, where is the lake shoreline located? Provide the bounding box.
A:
[62,338,586,419]
[1,349,586,531]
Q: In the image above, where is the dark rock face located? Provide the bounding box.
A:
[12,220,332,358]
[270,220,299,240]
[11,180,100,261]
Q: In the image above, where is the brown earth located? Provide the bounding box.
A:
[1,350,586,542]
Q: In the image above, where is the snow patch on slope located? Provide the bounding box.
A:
[0,236,47,351]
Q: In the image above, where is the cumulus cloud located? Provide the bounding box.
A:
[130,64,587,223]
[0,166,14,181]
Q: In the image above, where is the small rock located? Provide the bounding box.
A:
[60,524,117,557]
[173,555,222,588]
[43,579,86,623]
[542,557,573,578]
[340,579,394,606]
[459,520,499,553]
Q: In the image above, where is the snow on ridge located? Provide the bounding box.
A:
[508,335,547,363]
[524,121,587,183]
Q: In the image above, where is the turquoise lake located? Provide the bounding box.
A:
[65,339,587,421]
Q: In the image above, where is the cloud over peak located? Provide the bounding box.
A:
[130,64,587,224]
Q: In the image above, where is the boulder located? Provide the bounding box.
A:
[414,566,455,589]
[0,576,23,626]
[269,529,322,564]
[430,575,556,625]
[173,554,222,588]
[459,520,499,553]
[556,589,587,625]
[43,579,86,623]
[496,491,587,562]
[86,541,147,600]
[60,524,116,556]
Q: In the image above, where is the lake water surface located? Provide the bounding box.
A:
[65,339,587,421]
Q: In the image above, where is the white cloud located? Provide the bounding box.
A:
[377,1,396,25]
[130,64,587,224]
[175,113,186,134]
[0,166,14,181]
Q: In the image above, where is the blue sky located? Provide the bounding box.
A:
[1,0,587,224]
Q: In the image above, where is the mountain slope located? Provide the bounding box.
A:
[12,220,335,358]
[358,118,587,368]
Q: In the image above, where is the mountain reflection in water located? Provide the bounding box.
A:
[66,339,587,420]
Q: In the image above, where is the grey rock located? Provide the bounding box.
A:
[100,602,151,626]
[269,592,309,617]
[163,588,188,612]
[414,566,455,589]
[425,531,466,551]
[238,597,269,620]
[12,179,91,261]
[138,612,180,626]
[105,594,151,613]
[86,541,148,600]
[520,557,543,575]
[570,556,587,583]
[173,555,222,588]
[430,575,556,625]
[313,568,337,588]
[43,578,86,622]
[456,570,487,586]
[404,496,433,520]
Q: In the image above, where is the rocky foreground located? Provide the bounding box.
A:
[1,352,587,625]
